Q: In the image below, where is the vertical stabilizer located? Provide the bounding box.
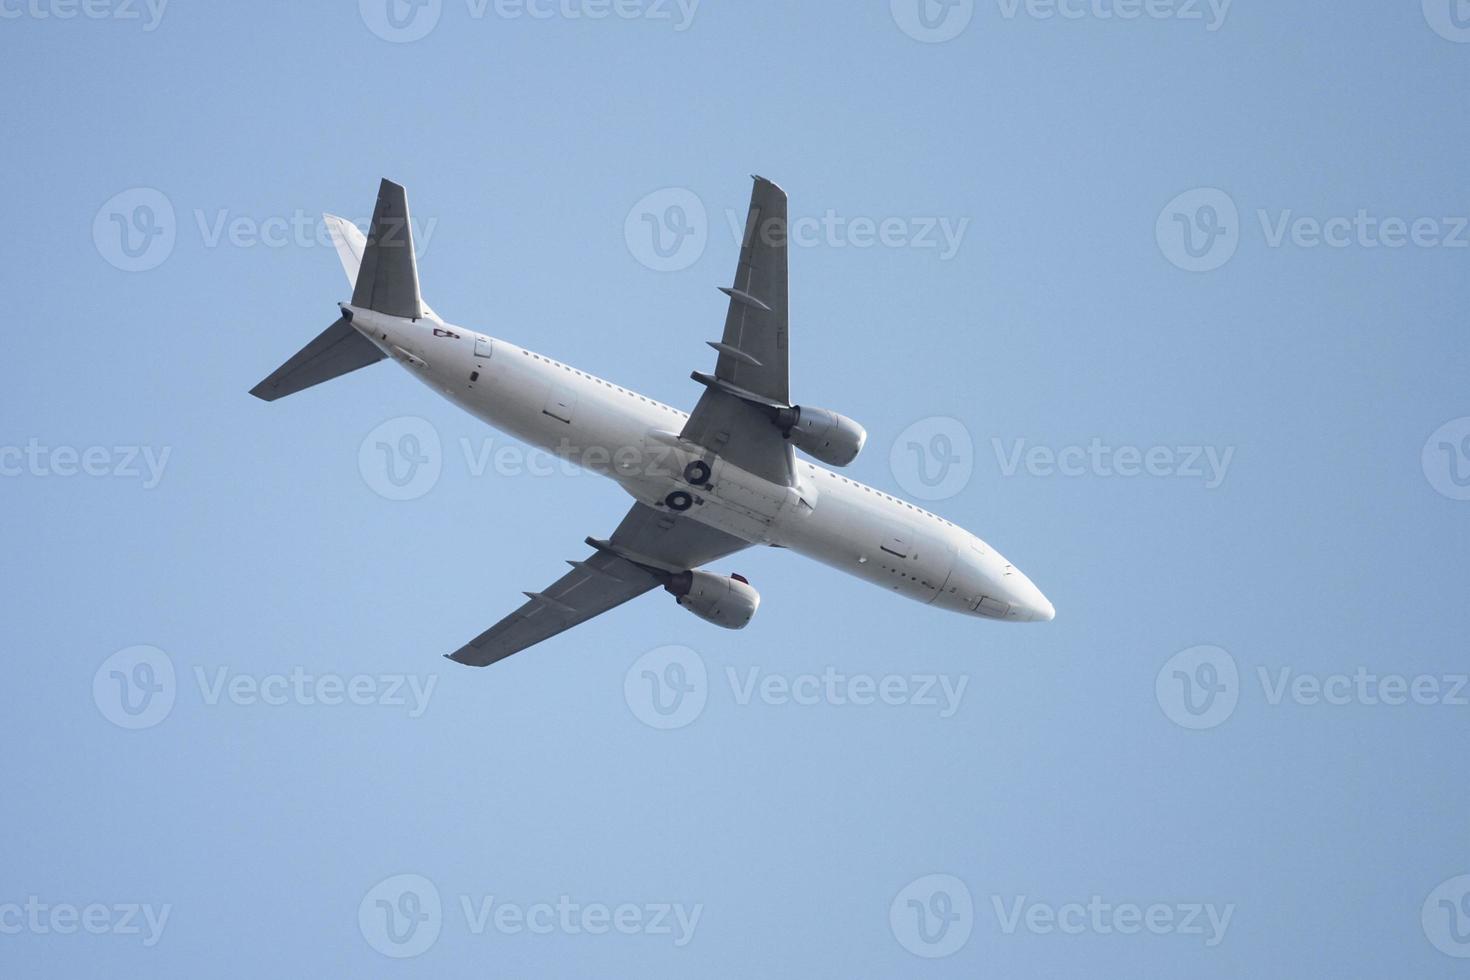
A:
[351,178,425,319]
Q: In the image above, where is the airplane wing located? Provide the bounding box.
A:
[447,503,751,666]
[680,175,796,487]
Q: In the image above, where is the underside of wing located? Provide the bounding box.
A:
[446,504,751,667]
[248,316,386,402]
[446,549,662,667]
[680,175,795,487]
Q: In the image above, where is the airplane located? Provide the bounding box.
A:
[250,177,1054,666]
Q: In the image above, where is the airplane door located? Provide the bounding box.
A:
[543,385,576,424]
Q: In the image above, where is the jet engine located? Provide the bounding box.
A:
[775,406,866,467]
[666,571,760,629]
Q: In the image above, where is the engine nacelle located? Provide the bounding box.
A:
[666,571,760,629]
[776,405,867,467]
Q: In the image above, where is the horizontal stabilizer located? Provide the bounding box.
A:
[248,316,385,402]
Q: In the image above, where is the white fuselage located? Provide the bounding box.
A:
[349,306,1054,623]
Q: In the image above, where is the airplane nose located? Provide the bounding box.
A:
[1012,575,1055,623]
[1031,594,1056,622]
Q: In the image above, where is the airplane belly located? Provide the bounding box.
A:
[610,432,793,545]
[772,480,957,605]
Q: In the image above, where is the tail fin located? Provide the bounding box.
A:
[350,178,425,319]
[323,213,367,289]
[250,178,427,402]
[324,207,436,319]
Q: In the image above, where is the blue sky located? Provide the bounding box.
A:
[5,1,1470,975]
